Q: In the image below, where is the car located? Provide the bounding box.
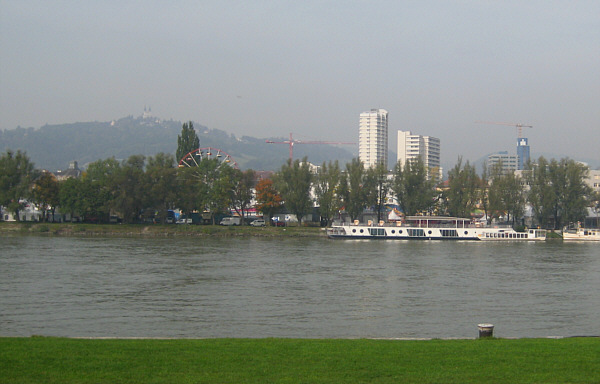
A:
[250,219,266,227]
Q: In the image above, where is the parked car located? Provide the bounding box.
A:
[250,218,266,227]
[176,218,192,224]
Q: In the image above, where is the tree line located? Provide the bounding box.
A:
[1,122,598,229]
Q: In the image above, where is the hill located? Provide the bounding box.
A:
[0,114,357,172]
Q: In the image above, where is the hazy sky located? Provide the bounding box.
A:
[1,1,599,166]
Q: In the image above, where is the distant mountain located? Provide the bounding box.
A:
[0,114,357,172]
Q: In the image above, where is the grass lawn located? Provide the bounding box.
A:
[1,337,599,383]
[0,222,325,238]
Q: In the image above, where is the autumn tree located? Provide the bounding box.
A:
[32,171,60,222]
[255,178,282,226]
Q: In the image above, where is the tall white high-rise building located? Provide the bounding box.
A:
[397,130,441,172]
[359,109,388,168]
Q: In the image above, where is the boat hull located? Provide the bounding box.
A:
[562,228,600,241]
[327,224,546,241]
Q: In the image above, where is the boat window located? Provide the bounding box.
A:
[441,229,458,237]
[368,228,386,236]
[408,228,425,237]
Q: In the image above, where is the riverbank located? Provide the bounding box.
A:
[0,221,326,238]
[1,337,598,383]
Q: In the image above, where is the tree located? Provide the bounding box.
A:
[525,157,555,228]
[78,158,121,222]
[32,171,60,222]
[444,157,480,218]
[479,161,492,225]
[314,160,341,226]
[489,169,525,226]
[366,162,390,223]
[58,177,84,220]
[391,158,437,217]
[176,121,199,163]
[274,158,313,225]
[110,155,148,224]
[255,178,282,226]
[230,169,256,224]
[0,150,36,221]
[175,166,200,219]
[339,158,371,222]
[208,163,239,223]
[547,158,591,229]
[146,153,177,223]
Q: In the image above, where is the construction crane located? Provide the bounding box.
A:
[266,132,355,161]
[475,121,533,138]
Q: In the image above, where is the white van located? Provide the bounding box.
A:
[219,217,241,226]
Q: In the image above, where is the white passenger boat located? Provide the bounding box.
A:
[562,226,600,241]
[327,216,546,241]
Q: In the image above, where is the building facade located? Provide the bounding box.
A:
[397,130,441,177]
[359,109,388,169]
[517,137,530,170]
[488,151,518,173]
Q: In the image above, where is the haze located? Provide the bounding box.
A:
[1,1,599,166]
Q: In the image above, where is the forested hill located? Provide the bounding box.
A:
[0,115,356,172]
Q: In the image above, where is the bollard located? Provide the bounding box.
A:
[478,323,494,338]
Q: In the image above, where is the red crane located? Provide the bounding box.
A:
[266,132,355,161]
[476,121,533,138]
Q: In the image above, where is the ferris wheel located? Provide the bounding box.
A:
[178,147,239,169]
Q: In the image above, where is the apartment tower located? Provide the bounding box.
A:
[359,109,388,168]
[397,130,441,175]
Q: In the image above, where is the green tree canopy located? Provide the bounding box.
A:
[0,150,36,220]
[314,160,341,226]
[274,158,313,225]
[391,158,436,217]
[444,157,480,218]
[176,121,199,163]
[339,158,371,222]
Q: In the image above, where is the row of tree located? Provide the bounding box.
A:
[2,122,598,228]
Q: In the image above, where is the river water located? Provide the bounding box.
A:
[1,235,599,339]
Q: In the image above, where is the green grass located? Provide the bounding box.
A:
[1,337,599,383]
[0,222,325,238]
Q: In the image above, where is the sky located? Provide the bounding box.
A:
[1,0,599,167]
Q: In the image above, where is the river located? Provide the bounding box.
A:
[1,235,599,338]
